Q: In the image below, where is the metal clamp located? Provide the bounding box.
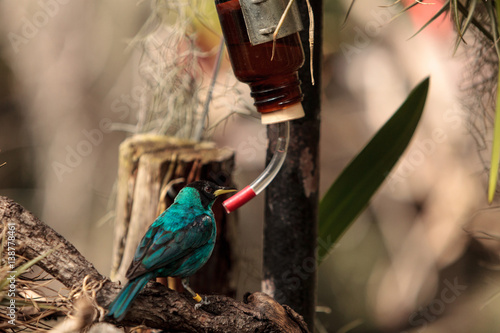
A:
[239,0,303,45]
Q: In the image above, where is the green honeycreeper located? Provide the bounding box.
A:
[107,180,236,321]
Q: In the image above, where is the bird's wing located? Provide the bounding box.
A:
[125,213,214,280]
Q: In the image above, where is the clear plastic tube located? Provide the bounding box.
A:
[223,121,290,213]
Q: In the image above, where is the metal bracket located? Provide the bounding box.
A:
[239,0,303,45]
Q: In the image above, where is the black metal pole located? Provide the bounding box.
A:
[263,0,322,330]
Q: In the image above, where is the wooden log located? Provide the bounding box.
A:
[111,134,236,296]
[0,196,309,332]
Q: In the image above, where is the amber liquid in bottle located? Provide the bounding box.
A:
[215,0,305,116]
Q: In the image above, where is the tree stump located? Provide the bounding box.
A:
[110,134,236,296]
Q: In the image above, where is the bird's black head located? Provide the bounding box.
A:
[186,180,236,209]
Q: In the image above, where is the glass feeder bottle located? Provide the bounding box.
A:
[215,0,305,124]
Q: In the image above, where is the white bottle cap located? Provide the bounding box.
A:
[260,103,305,124]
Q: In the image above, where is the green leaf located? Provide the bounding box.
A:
[342,0,357,27]
[488,1,500,203]
[318,77,429,263]
[453,0,477,54]
[488,72,500,203]
[408,1,449,40]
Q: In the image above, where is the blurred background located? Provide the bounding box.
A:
[1,0,500,332]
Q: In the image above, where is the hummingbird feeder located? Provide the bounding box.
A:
[215,0,306,212]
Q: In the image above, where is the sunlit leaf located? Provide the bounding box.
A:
[488,1,500,203]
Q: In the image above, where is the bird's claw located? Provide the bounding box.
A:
[194,296,210,310]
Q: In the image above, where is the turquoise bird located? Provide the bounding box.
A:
[107,180,236,321]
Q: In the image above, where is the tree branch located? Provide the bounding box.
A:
[0,196,309,332]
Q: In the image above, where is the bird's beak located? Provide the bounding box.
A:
[214,188,237,197]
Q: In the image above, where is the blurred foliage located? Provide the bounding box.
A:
[345,0,496,45]
[383,0,500,203]
[347,0,500,203]
[318,77,429,262]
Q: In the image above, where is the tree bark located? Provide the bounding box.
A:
[0,196,309,332]
[263,0,322,329]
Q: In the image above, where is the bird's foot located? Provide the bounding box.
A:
[193,295,210,310]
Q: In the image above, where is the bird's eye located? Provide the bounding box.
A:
[204,185,213,193]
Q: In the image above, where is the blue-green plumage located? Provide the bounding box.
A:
[107,180,235,321]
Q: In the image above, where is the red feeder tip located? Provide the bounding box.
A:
[222,185,257,213]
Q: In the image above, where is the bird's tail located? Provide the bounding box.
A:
[107,273,154,321]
